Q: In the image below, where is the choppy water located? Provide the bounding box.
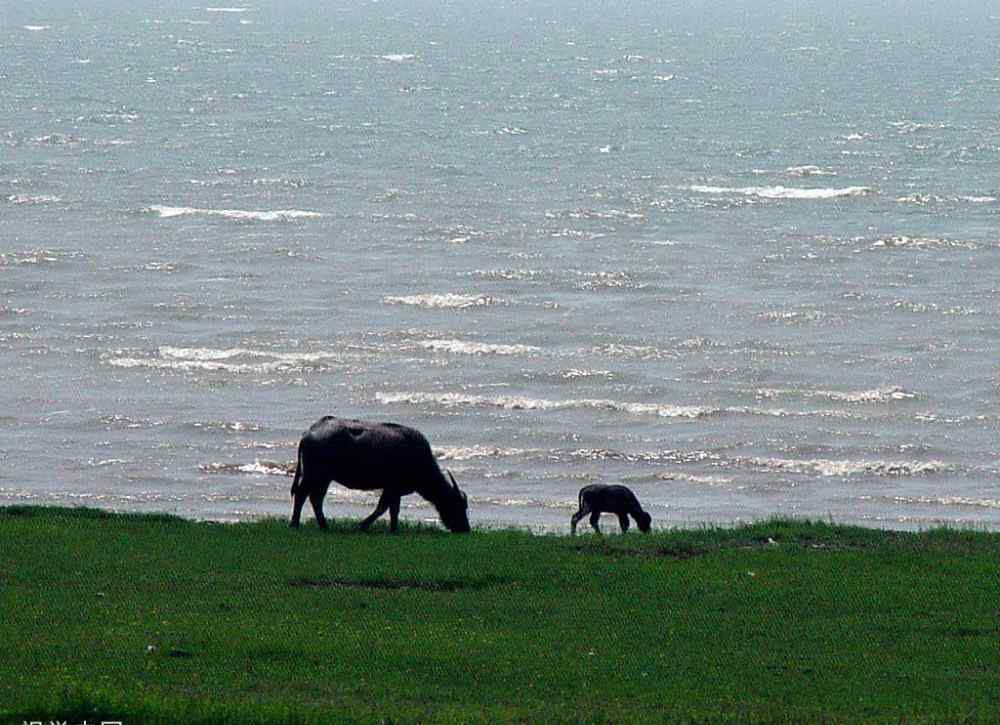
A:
[3,1,999,531]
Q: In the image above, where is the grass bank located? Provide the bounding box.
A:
[1,506,998,724]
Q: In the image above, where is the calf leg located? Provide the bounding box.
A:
[617,512,630,533]
[359,490,392,531]
[589,511,602,534]
[570,503,591,535]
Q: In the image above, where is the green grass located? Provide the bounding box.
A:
[1,506,999,723]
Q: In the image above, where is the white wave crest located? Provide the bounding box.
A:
[867,495,1000,510]
[7,194,61,205]
[755,385,916,404]
[872,235,979,250]
[419,339,539,355]
[561,369,614,379]
[376,391,713,418]
[744,457,946,477]
[565,448,722,465]
[161,346,246,361]
[728,407,862,420]
[644,472,734,486]
[786,165,837,177]
[200,460,294,476]
[106,346,341,374]
[148,205,322,221]
[383,294,500,309]
[434,445,533,461]
[85,458,133,468]
[689,184,872,199]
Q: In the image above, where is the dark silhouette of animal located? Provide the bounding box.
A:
[290,416,470,533]
[570,484,651,534]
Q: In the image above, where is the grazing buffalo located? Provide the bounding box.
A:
[290,416,470,533]
[570,484,651,535]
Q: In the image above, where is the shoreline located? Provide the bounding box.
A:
[4,497,999,536]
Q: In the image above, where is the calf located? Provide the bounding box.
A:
[570,484,651,535]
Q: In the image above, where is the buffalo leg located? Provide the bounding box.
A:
[359,490,392,531]
[589,511,602,534]
[308,489,328,530]
[290,488,308,528]
[617,513,630,533]
[388,496,401,533]
[570,503,591,535]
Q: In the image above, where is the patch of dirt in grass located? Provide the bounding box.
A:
[288,576,505,592]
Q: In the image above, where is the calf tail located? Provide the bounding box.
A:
[290,443,303,498]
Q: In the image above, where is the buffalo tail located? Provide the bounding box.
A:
[290,444,303,498]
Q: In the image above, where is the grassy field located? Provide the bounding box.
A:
[1,506,999,724]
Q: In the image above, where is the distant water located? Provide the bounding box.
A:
[3,1,999,531]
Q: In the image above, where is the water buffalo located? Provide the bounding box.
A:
[570,484,651,534]
[290,416,470,533]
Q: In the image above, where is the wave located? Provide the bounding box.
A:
[434,445,535,461]
[757,308,831,324]
[559,369,615,380]
[623,472,734,486]
[251,177,307,188]
[376,391,714,418]
[863,495,1000,510]
[560,448,722,465]
[888,120,951,135]
[377,391,873,422]
[418,339,540,355]
[83,457,134,468]
[383,294,501,309]
[742,456,947,477]
[468,268,646,291]
[892,300,979,316]
[754,385,917,404]
[786,165,837,177]
[688,184,873,200]
[200,460,294,476]
[6,194,61,205]
[105,345,344,374]
[588,343,676,360]
[379,53,416,62]
[0,249,82,266]
[895,193,998,206]
[871,235,980,250]
[32,133,83,146]
[148,205,323,221]
[474,495,579,510]
[0,490,186,505]
[545,208,646,222]
[188,419,263,433]
[728,406,863,420]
